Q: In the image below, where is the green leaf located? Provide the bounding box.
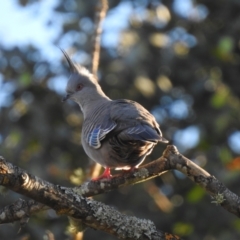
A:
[210,85,229,108]
[186,185,205,203]
[219,147,232,164]
[218,36,234,54]
[232,219,240,231]
[173,222,193,236]
[19,72,31,87]
[5,130,21,149]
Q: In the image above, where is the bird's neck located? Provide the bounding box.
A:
[77,86,110,117]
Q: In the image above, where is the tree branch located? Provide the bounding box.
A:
[91,0,108,78]
[0,151,179,240]
[1,145,240,238]
[88,0,109,180]
[0,148,170,225]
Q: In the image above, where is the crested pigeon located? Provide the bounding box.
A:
[62,52,168,180]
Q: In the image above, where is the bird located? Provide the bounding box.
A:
[62,51,168,180]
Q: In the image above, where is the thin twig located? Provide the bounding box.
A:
[91,0,108,78]
[88,0,109,180]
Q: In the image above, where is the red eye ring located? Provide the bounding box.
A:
[76,84,83,91]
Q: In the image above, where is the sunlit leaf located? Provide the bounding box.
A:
[19,72,31,87]
[232,219,240,231]
[186,185,205,203]
[173,42,189,56]
[218,36,234,54]
[213,36,234,61]
[4,130,21,149]
[134,76,155,97]
[173,222,193,236]
[149,33,170,48]
[210,85,229,108]
[219,147,232,164]
[156,75,172,92]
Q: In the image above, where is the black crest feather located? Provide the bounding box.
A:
[60,48,76,73]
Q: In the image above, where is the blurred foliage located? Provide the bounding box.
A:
[0,0,240,239]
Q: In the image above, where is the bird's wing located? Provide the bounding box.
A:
[120,124,160,142]
[87,120,117,149]
[110,99,167,142]
[86,99,167,149]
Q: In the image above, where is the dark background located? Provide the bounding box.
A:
[0,0,240,239]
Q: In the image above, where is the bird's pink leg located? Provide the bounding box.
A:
[91,167,112,181]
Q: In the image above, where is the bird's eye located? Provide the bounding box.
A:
[76,84,83,91]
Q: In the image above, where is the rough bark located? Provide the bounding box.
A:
[1,145,240,238]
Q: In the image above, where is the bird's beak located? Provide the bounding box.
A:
[62,94,70,102]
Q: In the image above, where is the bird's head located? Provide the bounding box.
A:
[61,50,99,103]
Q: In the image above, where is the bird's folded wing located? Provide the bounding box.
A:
[87,120,117,149]
[109,100,168,143]
[119,124,161,142]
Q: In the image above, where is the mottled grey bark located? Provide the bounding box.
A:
[0,153,179,240]
[1,145,239,239]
